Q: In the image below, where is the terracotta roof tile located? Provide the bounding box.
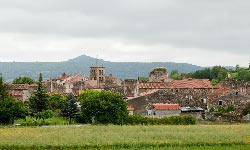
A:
[139,89,160,96]
[153,103,180,110]
[139,82,171,89]
[8,84,29,90]
[8,90,23,96]
[172,78,213,89]
[208,88,232,99]
[126,89,160,101]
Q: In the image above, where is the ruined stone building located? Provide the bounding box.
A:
[149,67,170,82]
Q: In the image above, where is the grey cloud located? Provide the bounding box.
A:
[0,0,250,54]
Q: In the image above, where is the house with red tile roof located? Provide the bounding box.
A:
[172,78,214,89]
[7,84,37,101]
[149,103,181,117]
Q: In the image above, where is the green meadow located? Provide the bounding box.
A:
[0,124,250,149]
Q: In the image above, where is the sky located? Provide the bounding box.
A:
[0,0,249,67]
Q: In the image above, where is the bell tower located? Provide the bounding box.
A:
[90,66,105,83]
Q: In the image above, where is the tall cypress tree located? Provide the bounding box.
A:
[29,73,50,114]
[61,93,78,124]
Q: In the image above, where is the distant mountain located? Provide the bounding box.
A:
[0,55,204,81]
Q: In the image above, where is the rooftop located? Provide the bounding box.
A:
[153,103,180,110]
[172,78,214,89]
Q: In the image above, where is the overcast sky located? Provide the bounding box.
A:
[0,0,249,67]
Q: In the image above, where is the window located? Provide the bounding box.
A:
[218,100,223,106]
[201,98,207,104]
[175,89,179,93]
[236,92,238,95]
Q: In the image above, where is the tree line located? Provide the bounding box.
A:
[170,66,250,85]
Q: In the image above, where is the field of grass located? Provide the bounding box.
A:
[0,124,250,149]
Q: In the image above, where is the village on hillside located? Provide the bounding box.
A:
[6,64,250,122]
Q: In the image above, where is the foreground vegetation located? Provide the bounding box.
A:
[0,124,250,149]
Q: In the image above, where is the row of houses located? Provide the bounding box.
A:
[6,66,250,120]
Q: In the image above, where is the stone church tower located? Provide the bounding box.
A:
[90,66,105,83]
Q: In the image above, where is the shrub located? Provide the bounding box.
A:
[127,115,196,125]
[78,90,128,125]
[209,107,215,112]
[242,103,250,116]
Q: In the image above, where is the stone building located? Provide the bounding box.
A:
[7,84,38,101]
[43,80,65,95]
[127,78,216,115]
[208,88,250,111]
[123,79,139,97]
[217,79,250,96]
[104,74,122,92]
[45,73,88,95]
[89,66,105,84]
[150,103,181,117]
[149,67,168,82]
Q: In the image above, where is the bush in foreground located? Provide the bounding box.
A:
[78,90,128,125]
[127,114,196,125]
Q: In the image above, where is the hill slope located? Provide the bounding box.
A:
[0,55,203,81]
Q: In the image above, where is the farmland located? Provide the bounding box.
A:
[0,124,250,149]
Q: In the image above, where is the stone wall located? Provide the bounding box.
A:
[123,79,138,97]
[219,80,250,96]
[44,81,65,94]
[127,88,214,115]
[208,91,250,110]
[153,109,181,117]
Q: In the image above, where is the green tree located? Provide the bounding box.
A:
[211,66,228,81]
[49,94,66,112]
[36,110,53,122]
[61,93,78,124]
[0,75,27,124]
[211,79,219,86]
[170,70,182,80]
[237,69,250,82]
[0,97,27,124]
[78,90,128,125]
[29,73,50,115]
[0,74,8,99]
[12,76,35,85]
[242,103,250,116]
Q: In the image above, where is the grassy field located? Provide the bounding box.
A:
[0,124,250,149]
